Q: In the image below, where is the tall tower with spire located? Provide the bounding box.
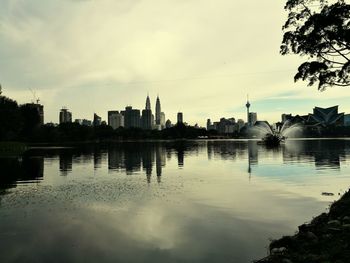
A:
[146,94,151,110]
[142,94,152,130]
[155,95,161,125]
[246,95,251,126]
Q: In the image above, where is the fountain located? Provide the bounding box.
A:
[250,120,303,147]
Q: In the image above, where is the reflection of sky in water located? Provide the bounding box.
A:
[1,139,350,262]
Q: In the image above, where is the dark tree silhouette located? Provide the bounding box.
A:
[281,0,350,90]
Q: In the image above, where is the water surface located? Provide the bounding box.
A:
[1,139,350,262]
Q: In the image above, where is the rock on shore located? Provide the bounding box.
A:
[255,190,350,263]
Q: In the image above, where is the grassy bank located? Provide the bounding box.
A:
[255,190,350,263]
[0,142,27,156]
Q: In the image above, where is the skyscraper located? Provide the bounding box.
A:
[141,95,153,130]
[146,95,151,110]
[155,96,161,125]
[59,108,72,124]
[124,106,141,128]
[160,112,165,128]
[24,103,44,125]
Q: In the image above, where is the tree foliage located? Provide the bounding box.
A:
[281,0,350,90]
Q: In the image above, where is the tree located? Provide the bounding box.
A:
[281,0,350,90]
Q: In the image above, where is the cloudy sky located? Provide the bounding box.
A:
[1,0,350,125]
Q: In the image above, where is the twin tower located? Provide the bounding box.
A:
[142,95,165,130]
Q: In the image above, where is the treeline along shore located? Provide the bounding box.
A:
[3,94,350,145]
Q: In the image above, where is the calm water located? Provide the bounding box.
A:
[1,139,350,263]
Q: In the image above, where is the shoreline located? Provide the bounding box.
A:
[255,190,350,263]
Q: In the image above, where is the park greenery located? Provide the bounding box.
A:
[281,0,350,90]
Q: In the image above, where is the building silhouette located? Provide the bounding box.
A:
[141,95,153,130]
[59,108,72,124]
[160,112,166,129]
[123,106,141,128]
[25,103,44,125]
[283,106,347,127]
[146,95,151,110]
[177,112,183,124]
[155,96,161,125]
[207,119,212,130]
[93,113,102,126]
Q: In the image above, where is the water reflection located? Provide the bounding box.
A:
[5,139,350,184]
[59,152,73,176]
[1,140,350,263]
[282,140,349,169]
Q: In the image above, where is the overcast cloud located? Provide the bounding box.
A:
[1,0,350,125]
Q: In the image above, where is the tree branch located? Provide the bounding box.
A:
[318,53,345,65]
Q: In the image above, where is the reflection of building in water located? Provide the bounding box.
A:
[207,142,213,160]
[248,141,258,165]
[155,144,166,181]
[59,152,73,176]
[108,148,124,171]
[124,145,142,175]
[177,149,184,167]
[94,151,102,169]
[247,141,258,176]
[206,140,247,161]
[283,140,346,170]
[0,156,44,191]
[142,144,154,183]
[206,140,258,177]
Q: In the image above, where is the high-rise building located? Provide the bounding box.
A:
[160,112,165,128]
[177,112,183,124]
[25,103,44,125]
[124,106,141,128]
[142,109,152,130]
[108,111,124,129]
[146,95,151,110]
[59,108,72,124]
[93,113,102,126]
[155,96,161,125]
[141,96,153,130]
[248,112,257,126]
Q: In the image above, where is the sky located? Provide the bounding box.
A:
[1,0,350,126]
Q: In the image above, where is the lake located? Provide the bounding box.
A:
[0,139,350,263]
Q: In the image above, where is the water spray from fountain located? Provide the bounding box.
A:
[250,120,304,146]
